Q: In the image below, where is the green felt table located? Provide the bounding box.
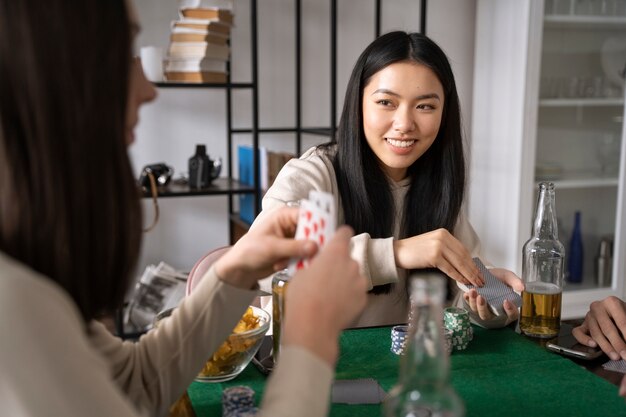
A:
[187,326,626,416]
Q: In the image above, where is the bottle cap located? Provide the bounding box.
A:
[598,237,613,258]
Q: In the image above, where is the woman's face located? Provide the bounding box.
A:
[362,61,444,182]
[126,1,157,145]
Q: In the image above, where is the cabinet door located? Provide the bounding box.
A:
[539,1,626,294]
[470,0,626,318]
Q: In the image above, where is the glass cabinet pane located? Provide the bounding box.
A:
[536,2,625,292]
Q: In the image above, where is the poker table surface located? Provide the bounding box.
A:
[187,325,626,416]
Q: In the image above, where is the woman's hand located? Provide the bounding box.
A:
[283,226,368,365]
[572,296,626,361]
[215,206,318,288]
[462,268,524,325]
[393,229,484,287]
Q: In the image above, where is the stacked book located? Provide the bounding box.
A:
[165,7,233,83]
[238,145,295,225]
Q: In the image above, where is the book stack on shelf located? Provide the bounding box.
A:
[238,145,295,225]
[165,7,233,83]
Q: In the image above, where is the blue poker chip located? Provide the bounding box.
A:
[225,407,259,417]
[390,325,408,355]
[223,386,255,415]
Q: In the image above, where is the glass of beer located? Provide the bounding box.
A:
[520,182,565,338]
[271,270,291,362]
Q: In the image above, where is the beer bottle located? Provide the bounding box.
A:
[520,182,565,338]
[384,276,465,417]
[271,269,291,362]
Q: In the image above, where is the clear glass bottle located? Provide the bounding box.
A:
[520,182,565,338]
[271,269,291,362]
[384,276,465,417]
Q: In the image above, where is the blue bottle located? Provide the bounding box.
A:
[567,211,583,283]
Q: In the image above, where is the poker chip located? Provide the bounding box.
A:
[390,325,409,355]
[443,327,453,354]
[226,407,259,417]
[223,386,255,416]
[443,307,472,351]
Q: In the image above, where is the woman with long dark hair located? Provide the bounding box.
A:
[0,1,367,416]
[255,32,523,328]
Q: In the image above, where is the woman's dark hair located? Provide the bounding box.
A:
[0,0,142,320]
[325,31,465,296]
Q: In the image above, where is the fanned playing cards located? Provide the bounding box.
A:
[287,191,336,275]
[457,257,522,316]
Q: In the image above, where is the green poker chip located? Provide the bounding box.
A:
[443,307,472,350]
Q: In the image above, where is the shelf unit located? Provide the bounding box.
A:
[470,0,626,319]
[143,0,427,244]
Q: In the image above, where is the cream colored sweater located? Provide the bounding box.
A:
[0,252,333,417]
[254,146,509,328]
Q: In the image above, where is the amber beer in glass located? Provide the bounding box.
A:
[271,270,291,361]
[520,182,565,338]
[520,282,562,337]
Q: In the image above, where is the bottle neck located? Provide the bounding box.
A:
[533,184,559,240]
[400,297,449,388]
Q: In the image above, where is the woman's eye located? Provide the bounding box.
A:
[417,103,435,110]
[377,99,393,106]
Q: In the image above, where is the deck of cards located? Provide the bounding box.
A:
[457,257,522,316]
[287,191,337,275]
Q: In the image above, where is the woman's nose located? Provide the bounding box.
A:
[393,107,416,133]
[133,57,158,104]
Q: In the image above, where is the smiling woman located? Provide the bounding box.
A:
[253,31,525,330]
[362,61,444,182]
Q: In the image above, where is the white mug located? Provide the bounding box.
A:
[140,46,164,82]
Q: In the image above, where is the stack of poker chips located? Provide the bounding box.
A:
[390,325,409,355]
[222,386,259,417]
[443,327,454,354]
[443,307,473,351]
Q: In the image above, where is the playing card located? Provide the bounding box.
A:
[287,191,336,275]
[602,359,626,374]
[331,378,387,404]
[457,258,522,316]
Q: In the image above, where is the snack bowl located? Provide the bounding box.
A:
[195,306,270,382]
[154,305,270,383]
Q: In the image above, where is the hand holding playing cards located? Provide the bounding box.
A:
[215,206,318,289]
[283,226,368,366]
[393,228,484,287]
[462,268,523,325]
[572,296,626,362]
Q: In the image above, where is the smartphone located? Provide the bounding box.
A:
[252,335,274,375]
[546,332,604,360]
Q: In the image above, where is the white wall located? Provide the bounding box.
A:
[131,0,477,274]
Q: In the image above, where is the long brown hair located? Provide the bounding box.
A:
[321,32,466,296]
[0,0,142,320]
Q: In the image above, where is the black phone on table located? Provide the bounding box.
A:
[546,331,604,360]
[252,335,274,374]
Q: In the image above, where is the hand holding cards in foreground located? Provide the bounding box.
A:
[457,258,522,316]
[288,191,337,275]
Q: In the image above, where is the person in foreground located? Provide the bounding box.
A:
[573,296,626,397]
[252,31,523,328]
[0,1,367,416]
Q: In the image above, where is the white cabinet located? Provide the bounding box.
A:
[469,0,626,318]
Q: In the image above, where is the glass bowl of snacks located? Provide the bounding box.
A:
[154,305,270,383]
[196,305,270,383]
